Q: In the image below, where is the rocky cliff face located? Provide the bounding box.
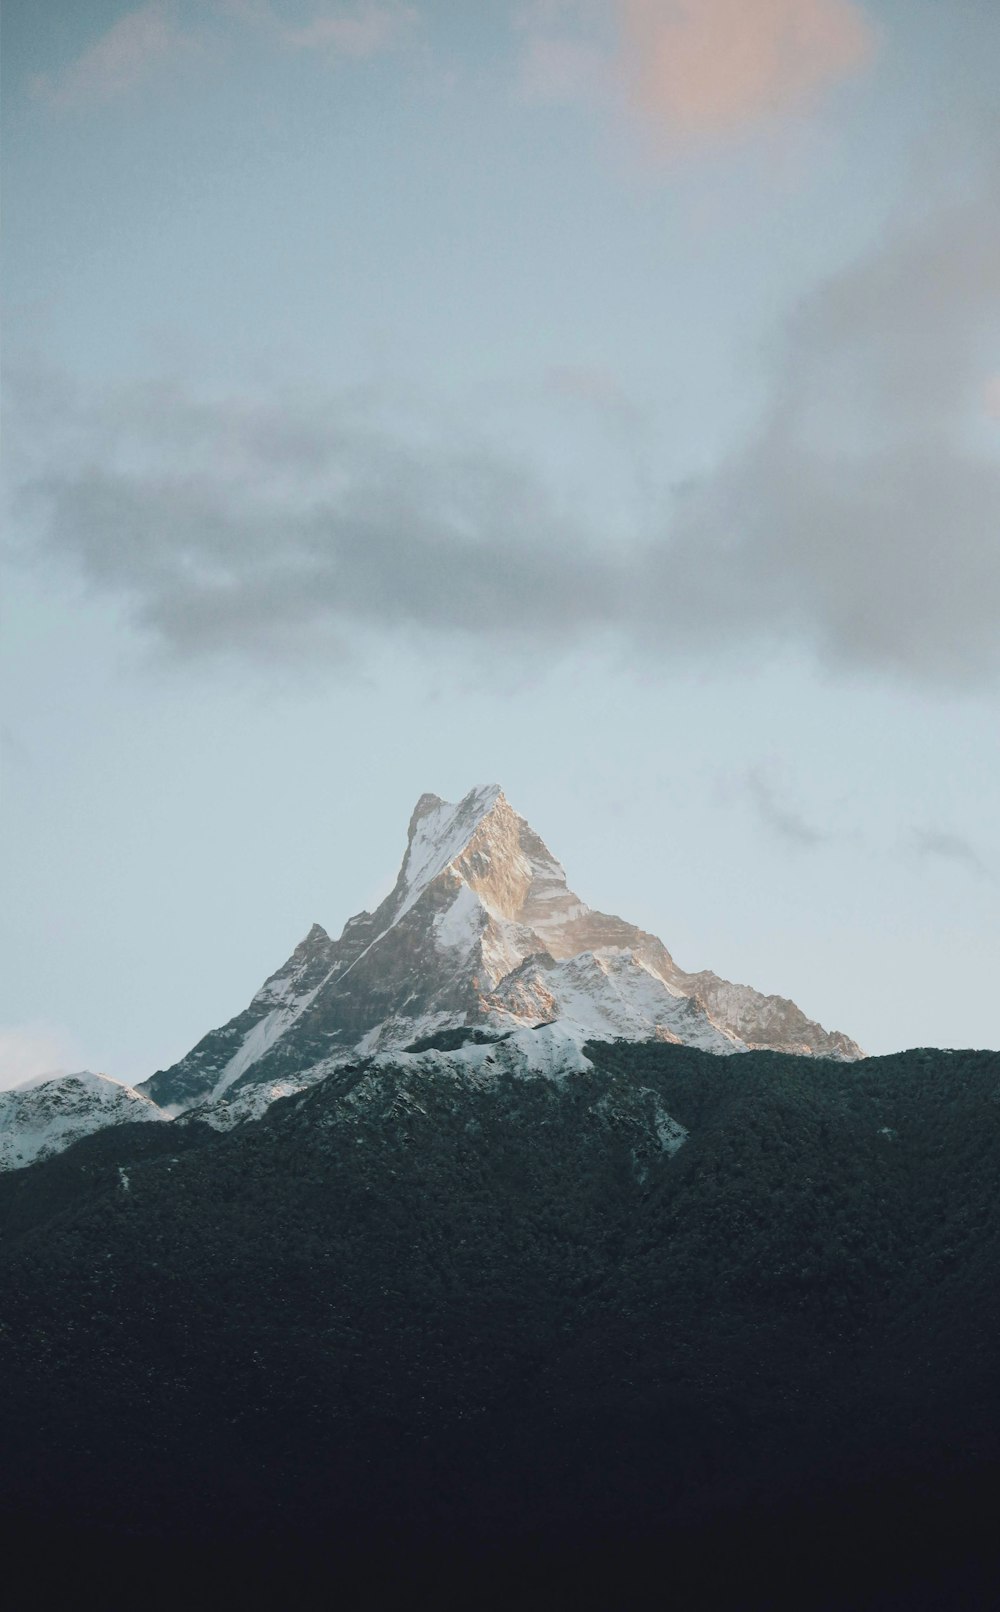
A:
[139,785,861,1125]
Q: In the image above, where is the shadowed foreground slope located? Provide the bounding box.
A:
[2,1041,998,1608]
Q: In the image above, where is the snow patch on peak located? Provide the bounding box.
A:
[13,1069,121,1094]
[433,881,486,955]
[190,1077,308,1132]
[396,784,505,916]
[208,994,323,1104]
[371,1020,593,1087]
[490,949,743,1054]
[12,1067,84,1092]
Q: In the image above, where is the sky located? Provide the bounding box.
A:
[2,0,998,1086]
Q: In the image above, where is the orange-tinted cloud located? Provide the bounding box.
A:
[518,0,875,143]
[616,0,875,138]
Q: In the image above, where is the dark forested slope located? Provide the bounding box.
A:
[2,1040,998,1608]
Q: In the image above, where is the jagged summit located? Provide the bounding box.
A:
[390,784,507,924]
[137,785,862,1126]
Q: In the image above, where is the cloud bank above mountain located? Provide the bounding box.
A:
[9,137,998,691]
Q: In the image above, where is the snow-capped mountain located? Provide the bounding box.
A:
[0,1070,167,1171]
[140,785,861,1125]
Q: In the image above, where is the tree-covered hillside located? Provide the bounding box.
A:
[1,1040,998,1609]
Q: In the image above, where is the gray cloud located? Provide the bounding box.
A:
[744,768,830,849]
[8,147,999,686]
[9,381,621,665]
[662,148,1000,689]
[909,828,992,878]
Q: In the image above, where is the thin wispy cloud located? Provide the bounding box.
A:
[724,777,994,874]
[30,1,186,109]
[0,1024,77,1090]
[29,0,419,110]
[744,768,830,848]
[223,0,418,57]
[909,829,992,879]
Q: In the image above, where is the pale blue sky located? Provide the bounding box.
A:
[2,0,998,1082]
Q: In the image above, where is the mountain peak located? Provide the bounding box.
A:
[407,784,504,837]
[136,783,862,1123]
[408,791,446,830]
[395,785,507,916]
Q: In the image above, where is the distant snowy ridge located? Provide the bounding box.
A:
[139,784,861,1124]
[0,1070,167,1171]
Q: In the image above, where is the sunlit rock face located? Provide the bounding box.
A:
[138,784,862,1124]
